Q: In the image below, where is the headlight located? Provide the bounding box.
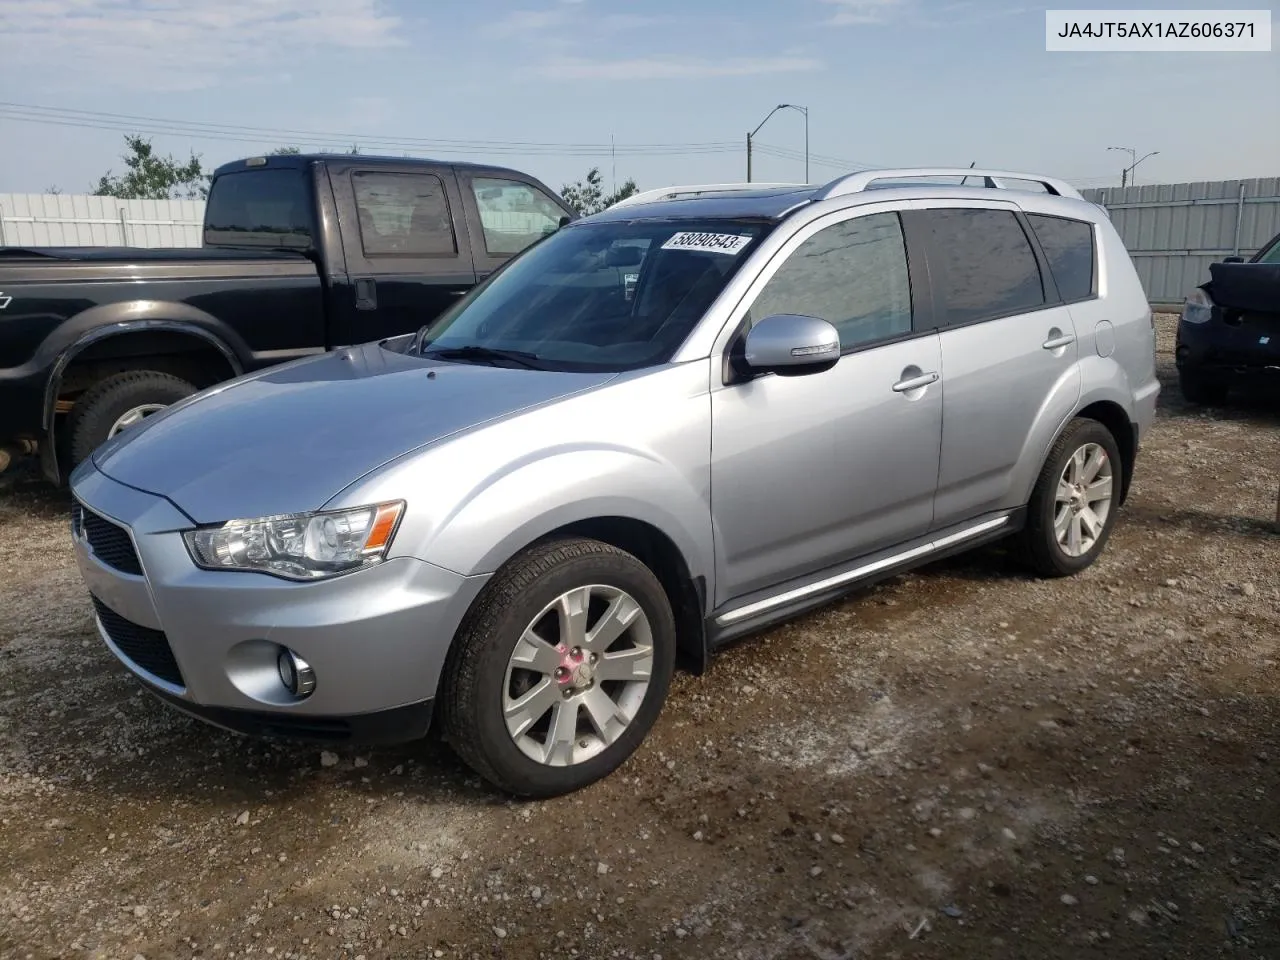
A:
[184,501,404,580]
[1181,287,1213,324]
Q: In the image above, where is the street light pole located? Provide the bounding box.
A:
[1107,146,1159,187]
[746,103,809,183]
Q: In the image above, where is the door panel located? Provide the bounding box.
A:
[329,164,477,346]
[908,205,1083,528]
[933,307,1080,525]
[709,209,942,606]
[711,335,944,602]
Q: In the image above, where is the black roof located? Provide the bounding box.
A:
[581,186,819,224]
[211,153,539,179]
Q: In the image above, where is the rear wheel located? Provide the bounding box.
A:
[1018,417,1123,578]
[439,538,676,797]
[1178,366,1229,406]
[65,370,196,468]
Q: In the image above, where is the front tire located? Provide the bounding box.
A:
[1019,417,1123,578]
[439,538,676,797]
[65,370,197,468]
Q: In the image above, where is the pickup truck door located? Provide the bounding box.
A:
[454,169,575,281]
[328,163,477,347]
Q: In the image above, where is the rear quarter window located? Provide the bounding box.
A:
[1027,213,1096,302]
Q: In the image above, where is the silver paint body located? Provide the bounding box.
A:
[69,181,1160,723]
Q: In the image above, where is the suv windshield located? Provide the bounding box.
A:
[416,218,773,371]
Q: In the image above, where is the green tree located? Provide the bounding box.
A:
[560,167,638,216]
[93,135,209,200]
[268,146,302,155]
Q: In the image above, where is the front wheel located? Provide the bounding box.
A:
[439,538,676,797]
[64,370,196,469]
[1018,417,1123,578]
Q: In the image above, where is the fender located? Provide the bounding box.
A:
[42,305,247,434]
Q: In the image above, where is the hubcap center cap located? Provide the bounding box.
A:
[554,646,595,690]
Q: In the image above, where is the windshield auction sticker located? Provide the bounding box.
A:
[1046,10,1271,51]
[661,232,754,255]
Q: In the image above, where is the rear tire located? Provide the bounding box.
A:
[439,537,676,798]
[1018,417,1123,578]
[1178,366,1228,406]
[65,370,197,468]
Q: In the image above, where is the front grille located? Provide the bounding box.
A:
[90,595,184,687]
[73,503,143,575]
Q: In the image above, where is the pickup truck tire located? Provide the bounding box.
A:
[439,537,676,798]
[1177,366,1229,406]
[1018,417,1123,579]
[65,370,197,468]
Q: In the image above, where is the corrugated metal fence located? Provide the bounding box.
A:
[1081,178,1280,309]
[0,194,204,248]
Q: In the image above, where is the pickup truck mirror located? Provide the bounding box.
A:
[558,216,572,229]
[1222,255,1245,264]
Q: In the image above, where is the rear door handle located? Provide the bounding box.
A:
[891,371,939,393]
[354,277,377,311]
[1042,333,1076,350]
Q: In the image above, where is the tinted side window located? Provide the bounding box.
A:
[921,209,1045,325]
[471,178,566,256]
[749,212,912,349]
[352,172,457,257]
[1027,214,1095,301]
[204,170,313,249]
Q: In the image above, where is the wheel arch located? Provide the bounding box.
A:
[1064,399,1137,505]
[43,306,246,434]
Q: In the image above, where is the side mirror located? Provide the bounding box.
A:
[558,215,573,229]
[742,314,840,377]
[1222,255,1245,264]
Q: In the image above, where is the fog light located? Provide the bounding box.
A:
[277,648,316,698]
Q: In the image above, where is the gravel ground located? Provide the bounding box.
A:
[1,315,1277,960]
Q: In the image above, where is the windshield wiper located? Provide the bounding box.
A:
[421,344,548,370]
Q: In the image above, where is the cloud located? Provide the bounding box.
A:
[822,0,905,26]
[539,55,823,81]
[0,0,406,89]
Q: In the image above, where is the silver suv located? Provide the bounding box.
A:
[69,168,1160,797]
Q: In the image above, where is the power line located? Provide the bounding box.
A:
[0,101,744,157]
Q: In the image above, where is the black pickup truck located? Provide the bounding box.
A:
[0,153,576,482]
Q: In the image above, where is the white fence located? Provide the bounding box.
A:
[0,194,204,248]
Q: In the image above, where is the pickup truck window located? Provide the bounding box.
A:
[204,169,313,249]
[353,171,458,257]
[470,178,566,257]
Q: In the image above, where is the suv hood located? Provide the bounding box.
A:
[92,342,615,524]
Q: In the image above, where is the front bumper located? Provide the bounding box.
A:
[69,462,490,742]
[1176,309,1280,377]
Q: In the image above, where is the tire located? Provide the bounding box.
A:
[1178,366,1229,406]
[1018,417,1123,578]
[439,537,676,798]
[65,370,197,468]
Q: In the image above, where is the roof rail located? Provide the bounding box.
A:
[812,168,1083,202]
[607,182,804,210]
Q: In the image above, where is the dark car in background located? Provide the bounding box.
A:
[0,153,575,482]
[1176,229,1280,405]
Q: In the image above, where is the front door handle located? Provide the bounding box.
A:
[1042,332,1076,350]
[891,371,939,393]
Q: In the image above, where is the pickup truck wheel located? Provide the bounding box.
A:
[1178,367,1229,406]
[65,370,197,467]
[1018,417,1123,578]
[439,537,676,798]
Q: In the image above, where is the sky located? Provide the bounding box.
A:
[0,0,1276,197]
